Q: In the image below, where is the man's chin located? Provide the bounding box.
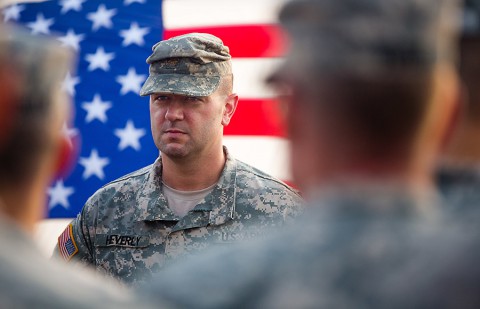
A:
[160,145,189,158]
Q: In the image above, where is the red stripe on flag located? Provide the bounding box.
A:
[225,99,286,137]
[164,25,288,58]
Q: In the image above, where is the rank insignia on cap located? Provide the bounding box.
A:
[58,224,79,261]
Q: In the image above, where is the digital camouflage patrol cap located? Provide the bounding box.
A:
[463,0,480,36]
[139,33,232,97]
[269,0,459,82]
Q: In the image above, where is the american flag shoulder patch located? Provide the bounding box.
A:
[58,224,79,262]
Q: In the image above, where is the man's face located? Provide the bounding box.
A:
[149,88,236,159]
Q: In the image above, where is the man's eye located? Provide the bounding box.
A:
[186,96,201,102]
[154,95,169,101]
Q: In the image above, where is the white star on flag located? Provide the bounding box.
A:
[27,13,54,35]
[85,46,115,71]
[48,180,75,209]
[87,4,117,31]
[3,4,25,22]
[124,0,145,5]
[59,0,86,14]
[62,72,81,96]
[82,94,112,123]
[119,22,150,46]
[116,67,146,95]
[79,149,110,180]
[58,29,85,51]
[114,120,146,151]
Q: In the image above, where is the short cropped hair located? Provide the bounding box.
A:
[297,70,433,157]
[216,74,234,97]
[460,0,480,120]
[459,37,480,120]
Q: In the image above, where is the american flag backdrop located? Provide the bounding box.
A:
[2,0,291,250]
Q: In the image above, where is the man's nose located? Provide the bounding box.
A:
[165,100,184,121]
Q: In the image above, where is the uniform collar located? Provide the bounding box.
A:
[306,184,442,222]
[0,213,37,254]
[134,146,237,227]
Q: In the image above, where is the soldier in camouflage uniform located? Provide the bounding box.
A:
[0,26,142,308]
[137,0,480,307]
[54,33,303,285]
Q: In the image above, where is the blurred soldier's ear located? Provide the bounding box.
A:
[53,130,77,180]
[420,64,461,158]
[441,82,466,152]
[0,63,20,151]
[50,85,78,181]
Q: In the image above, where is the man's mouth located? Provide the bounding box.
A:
[164,129,186,134]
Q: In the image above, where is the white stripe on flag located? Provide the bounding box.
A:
[223,136,291,181]
[232,58,284,99]
[0,0,48,9]
[35,219,71,257]
[163,0,287,29]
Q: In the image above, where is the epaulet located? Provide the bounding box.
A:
[100,164,153,189]
[234,159,300,195]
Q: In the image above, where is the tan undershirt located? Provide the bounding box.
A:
[162,182,216,217]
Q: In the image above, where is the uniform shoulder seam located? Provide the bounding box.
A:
[99,164,152,189]
[235,159,299,195]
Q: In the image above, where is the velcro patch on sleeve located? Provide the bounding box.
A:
[57,224,79,262]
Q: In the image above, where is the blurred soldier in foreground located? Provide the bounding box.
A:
[54,33,302,285]
[0,27,141,308]
[437,0,480,218]
[138,0,480,307]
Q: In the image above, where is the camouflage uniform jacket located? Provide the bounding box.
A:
[140,187,468,309]
[0,214,143,309]
[436,164,480,219]
[55,148,303,285]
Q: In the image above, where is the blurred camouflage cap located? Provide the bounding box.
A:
[140,33,232,97]
[463,0,480,36]
[269,0,459,82]
[0,25,72,108]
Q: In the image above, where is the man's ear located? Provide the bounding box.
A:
[422,63,460,156]
[0,92,14,149]
[0,65,20,150]
[53,132,78,180]
[440,81,464,151]
[221,93,239,126]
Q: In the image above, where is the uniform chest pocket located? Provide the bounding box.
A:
[93,234,154,282]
